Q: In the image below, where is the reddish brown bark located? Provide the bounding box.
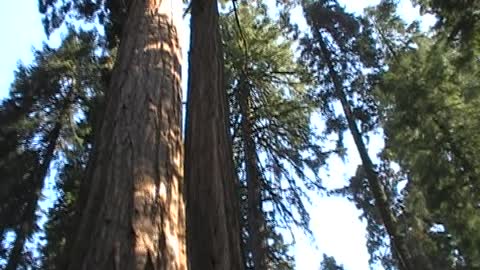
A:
[65,1,186,269]
[184,0,244,269]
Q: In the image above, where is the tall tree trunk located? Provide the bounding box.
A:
[5,122,61,270]
[317,35,415,270]
[184,0,244,269]
[238,79,267,270]
[64,1,186,269]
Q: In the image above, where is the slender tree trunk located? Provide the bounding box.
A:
[65,1,186,269]
[376,32,437,270]
[317,36,415,270]
[5,122,61,270]
[238,79,267,270]
[184,0,244,269]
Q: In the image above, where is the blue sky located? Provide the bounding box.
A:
[0,1,434,269]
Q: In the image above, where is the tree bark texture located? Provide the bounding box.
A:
[317,35,415,270]
[238,79,267,270]
[184,0,244,269]
[65,1,186,269]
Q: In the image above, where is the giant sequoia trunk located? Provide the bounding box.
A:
[238,80,267,270]
[317,36,416,270]
[65,1,186,269]
[184,0,244,269]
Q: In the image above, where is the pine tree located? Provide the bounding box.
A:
[413,0,480,55]
[40,129,92,270]
[39,35,110,270]
[0,30,103,269]
[377,35,480,269]
[319,254,345,270]
[328,2,443,269]
[221,3,325,269]
[357,2,480,267]
[300,0,425,269]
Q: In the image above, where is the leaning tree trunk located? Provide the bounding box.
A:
[184,0,244,269]
[317,36,415,270]
[238,79,267,270]
[64,1,186,269]
[5,121,61,270]
[6,86,78,270]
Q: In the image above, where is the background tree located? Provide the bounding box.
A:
[413,0,480,56]
[319,254,345,270]
[377,35,480,269]
[221,3,326,269]
[39,38,109,268]
[0,30,104,269]
[327,2,433,268]
[299,0,430,269]
[329,1,480,269]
